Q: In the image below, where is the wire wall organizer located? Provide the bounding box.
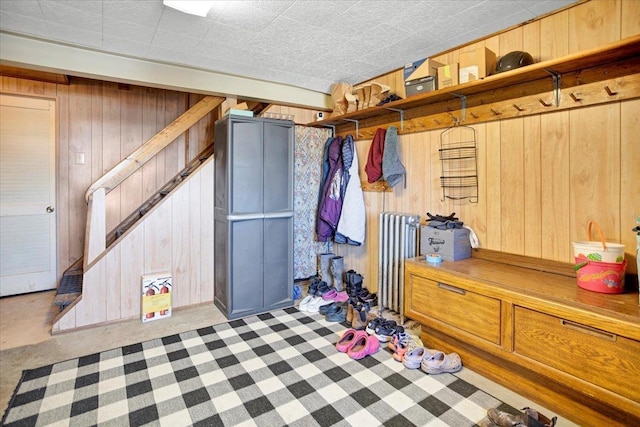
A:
[439,124,478,203]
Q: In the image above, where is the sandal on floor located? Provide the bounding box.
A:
[347,334,380,360]
[421,351,462,374]
[336,328,368,353]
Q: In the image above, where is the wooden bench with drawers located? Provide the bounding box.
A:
[404,249,640,427]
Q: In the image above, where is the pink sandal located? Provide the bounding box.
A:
[336,328,368,353]
[347,334,380,360]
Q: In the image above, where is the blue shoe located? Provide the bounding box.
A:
[326,306,347,322]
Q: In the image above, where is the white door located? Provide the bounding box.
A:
[0,94,57,296]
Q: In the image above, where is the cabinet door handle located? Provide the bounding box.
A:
[437,282,466,295]
[561,320,617,342]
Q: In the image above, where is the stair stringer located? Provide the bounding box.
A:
[52,156,215,333]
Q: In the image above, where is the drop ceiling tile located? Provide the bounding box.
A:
[281,1,357,29]
[102,0,164,26]
[46,0,102,15]
[202,23,259,49]
[151,30,201,51]
[45,21,102,49]
[0,11,50,38]
[102,15,156,45]
[39,0,102,32]
[0,0,45,18]
[156,7,215,37]
[213,1,279,31]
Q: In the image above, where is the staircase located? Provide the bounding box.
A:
[51,95,224,324]
[53,145,215,311]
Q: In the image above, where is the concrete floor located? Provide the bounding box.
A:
[0,290,576,426]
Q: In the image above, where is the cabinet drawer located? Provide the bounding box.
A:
[514,306,640,402]
[408,275,501,344]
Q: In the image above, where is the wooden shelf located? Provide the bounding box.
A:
[312,35,640,138]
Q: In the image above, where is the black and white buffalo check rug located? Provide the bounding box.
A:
[2,307,513,426]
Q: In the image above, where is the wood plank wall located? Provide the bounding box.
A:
[333,0,640,291]
[0,77,216,280]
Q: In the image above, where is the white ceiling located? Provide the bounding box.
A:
[0,0,576,97]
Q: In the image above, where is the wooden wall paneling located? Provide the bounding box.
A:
[105,244,121,322]
[540,7,569,61]
[621,0,640,38]
[540,111,571,261]
[569,0,620,53]
[75,259,106,327]
[143,201,172,279]
[120,226,143,319]
[56,84,70,273]
[91,81,103,185]
[68,81,93,263]
[199,159,215,301]
[500,116,525,254]
[142,88,159,202]
[569,104,621,253]
[429,128,447,220]
[620,99,640,273]
[119,85,144,224]
[471,123,488,245]
[485,121,502,250]
[187,169,201,305]
[171,180,191,308]
[523,115,542,257]
[102,82,122,234]
[522,15,542,257]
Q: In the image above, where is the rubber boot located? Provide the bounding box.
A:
[330,256,344,291]
[350,273,363,296]
[318,253,334,283]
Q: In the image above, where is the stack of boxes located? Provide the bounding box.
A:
[404,47,498,97]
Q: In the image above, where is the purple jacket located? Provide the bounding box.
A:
[316,136,344,242]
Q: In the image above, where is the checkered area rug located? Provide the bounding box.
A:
[3,307,510,426]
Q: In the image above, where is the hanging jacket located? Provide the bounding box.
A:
[335,135,366,245]
[365,127,386,183]
[317,136,344,242]
[382,125,406,187]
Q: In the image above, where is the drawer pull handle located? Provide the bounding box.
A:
[561,320,617,342]
[437,282,466,295]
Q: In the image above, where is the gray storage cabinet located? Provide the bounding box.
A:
[214,115,294,319]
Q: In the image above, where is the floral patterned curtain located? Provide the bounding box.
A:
[294,126,332,279]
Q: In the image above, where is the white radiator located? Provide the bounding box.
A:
[378,212,420,320]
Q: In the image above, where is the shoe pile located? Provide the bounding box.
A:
[335,328,380,360]
[298,277,348,316]
[480,407,557,427]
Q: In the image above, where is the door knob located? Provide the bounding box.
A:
[46,206,55,213]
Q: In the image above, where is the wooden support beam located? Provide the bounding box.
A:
[85,95,224,201]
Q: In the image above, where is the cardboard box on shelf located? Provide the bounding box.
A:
[459,47,496,83]
[404,58,444,81]
[405,75,437,97]
[437,63,459,88]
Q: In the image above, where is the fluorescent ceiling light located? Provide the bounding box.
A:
[163,1,216,17]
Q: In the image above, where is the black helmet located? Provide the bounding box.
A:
[494,51,534,74]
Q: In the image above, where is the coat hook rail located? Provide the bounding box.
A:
[513,104,524,112]
[569,93,582,102]
[604,86,617,96]
[490,108,501,116]
[469,111,479,119]
[385,108,404,130]
[539,98,553,107]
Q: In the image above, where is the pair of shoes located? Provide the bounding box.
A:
[376,93,402,106]
[365,316,386,335]
[299,295,333,313]
[319,301,344,315]
[402,346,438,369]
[344,270,363,295]
[391,333,424,362]
[351,301,371,330]
[322,288,349,302]
[487,407,557,427]
[336,328,380,360]
[375,320,403,343]
[325,305,347,322]
[420,350,462,374]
